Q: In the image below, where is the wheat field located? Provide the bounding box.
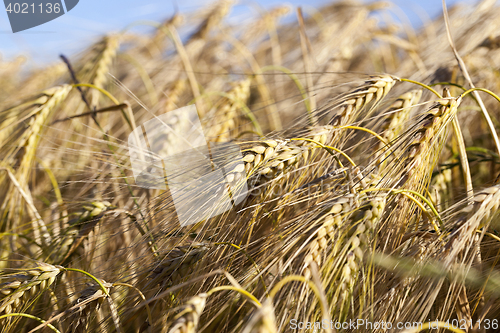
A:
[1,0,500,332]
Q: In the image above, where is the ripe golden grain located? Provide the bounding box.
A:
[2,1,500,331]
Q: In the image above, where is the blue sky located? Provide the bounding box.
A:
[0,0,470,66]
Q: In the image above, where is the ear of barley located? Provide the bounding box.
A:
[444,185,500,266]
[13,85,73,181]
[59,200,115,264]
[303,194,357,280]
[0,262,63,314]
[301,125,335,147]
[328,75,397,128]
[16,63,68,99]
[376,89,422,166]
[90,35,120,107]
[337,196,385,315]
[221,139,307,189]
[240,6,290,44]
[429,169,452,212]
[397,94,461,186]
[163,79,187,112]
[242,299,278,333]
[0,56,25,97]
[146,14,184,56]
[66,279,113,332]
[289,125,336,161]
[381,90,422,143]
[168,293,208,333]
[149,244,209,288]
[205,79,251,142]
[72,201,115,225]
[189,0,232,41]
[0,91,54,138]
[0,85,71,239]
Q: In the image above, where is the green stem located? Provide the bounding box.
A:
[430,81,466,91]
[64,268,110,296]
[290,137,356,166]
[113,282,153,331]
[361,187,444,231]
[461,87,500,104]
[214,242,268,295]
[268,275,330,323]
[399,78,442,98]
[207,286,261,307]
[71,83,133,131]
[0,313,60,333]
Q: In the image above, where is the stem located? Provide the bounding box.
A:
[451,117,473,197]
[118,54,158,105]
[268,275,330,327]
[441,0,500,157]
[207,286,261,307]
[0,313,60,333]
[399,78,442,98]
[71,83,134,131]
[64,268,110,296]
[72,83,120,104]
[361,187,443,232]
[214,242,268,295]
[339,125,390,147]
[430,82,467,91]
[113,282,153,332]
[69,89,158,256]
[290,138,356,166]
[477,230,500,243]
[166,26,205,116]
[461,87,500,105]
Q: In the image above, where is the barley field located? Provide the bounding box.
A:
[1,0,500,332]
